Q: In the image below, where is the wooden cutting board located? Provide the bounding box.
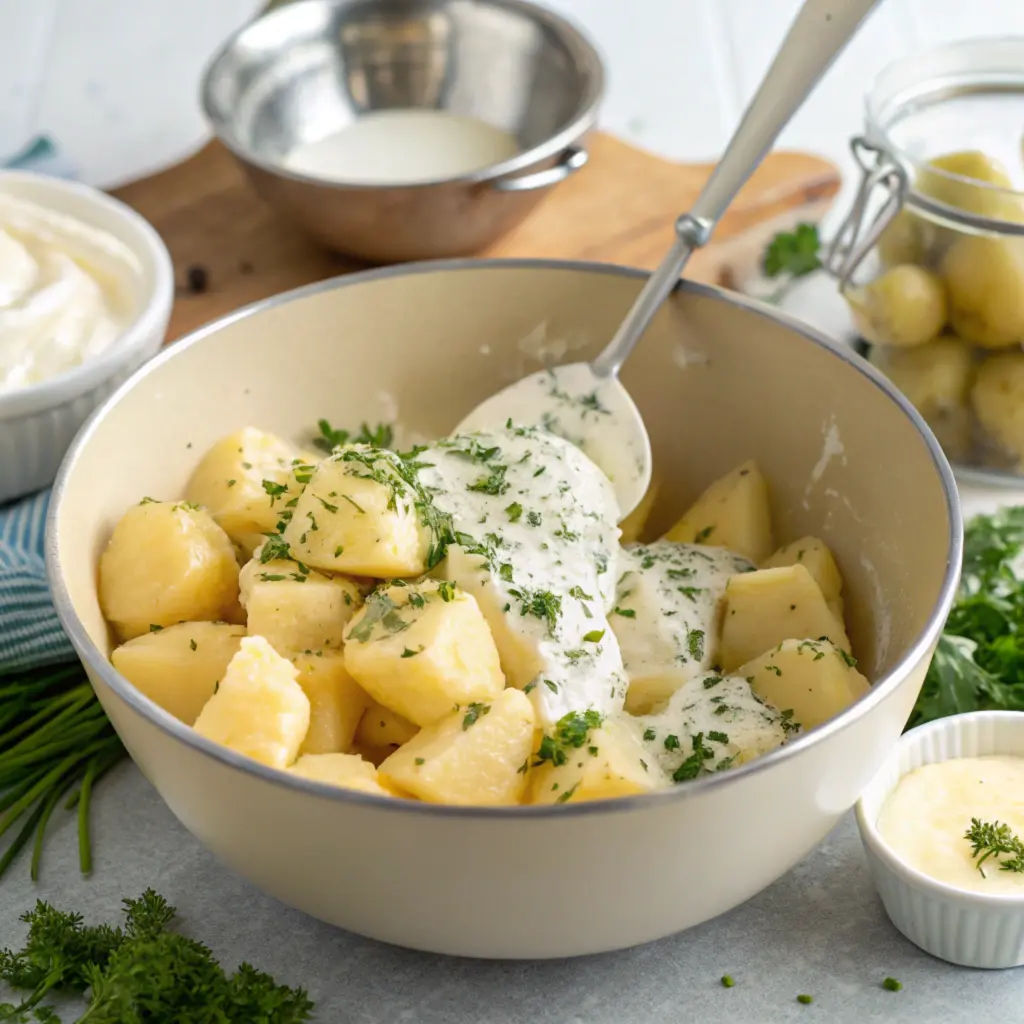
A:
[111,132,841,343]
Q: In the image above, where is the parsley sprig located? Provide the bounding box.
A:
[762,223,822,279]
[911,506,1024,727]
[964,818,1024,876]
[0,663,125,886]
[0,889,313,1021]
[312,419,394,453]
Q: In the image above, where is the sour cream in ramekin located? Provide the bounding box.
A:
[0,193,142,392]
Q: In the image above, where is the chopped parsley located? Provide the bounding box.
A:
[582,629,605,643]
[462,702,491,730]
[508,587,562,635]
[505,502,523,522]
[534,709,603,767]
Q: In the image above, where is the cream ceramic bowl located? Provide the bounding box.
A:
[47,261,961,959]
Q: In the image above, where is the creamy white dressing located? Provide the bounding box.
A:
[878,756,1024,896]
[282,110,519,185]
[614,540,752,713]
[454,364,651,521]
[410,427,790,779]
[0,193,141,391]
[419,427,625,726]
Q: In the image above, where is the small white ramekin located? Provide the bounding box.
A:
[856,711,1024,969]
[0,170,174,504]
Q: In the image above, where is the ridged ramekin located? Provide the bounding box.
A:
[0,171,173,505]
[856,711,1024,969]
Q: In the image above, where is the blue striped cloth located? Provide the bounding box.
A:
[0,492,75,672]
[1,137,80,674]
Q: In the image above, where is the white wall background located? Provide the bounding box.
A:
[3,0,1024,190]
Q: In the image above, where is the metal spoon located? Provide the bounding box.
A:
[457,0,883,519]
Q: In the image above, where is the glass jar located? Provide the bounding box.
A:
[830,39,1024,485]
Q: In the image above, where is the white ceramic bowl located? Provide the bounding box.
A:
[0,170,173,504]
[856,711,1024,969]
[47,261,961,958]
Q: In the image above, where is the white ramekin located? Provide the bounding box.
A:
[856,711,1024,969]
[0,170,174,504]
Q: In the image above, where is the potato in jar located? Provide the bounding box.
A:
[99,500,240,641]
[942,236,1024,349]
[917,151,1024,223]
[877,211,929,269]
[845,264,947,348]
[971,352,1024,468]
[869,336,975,460]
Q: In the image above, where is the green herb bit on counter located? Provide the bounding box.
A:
[763,223,821,279]
[911,505,1024,727]
[0,889,314,1022]
[720,974,735,989]
[882,977,903,992]
[0,662,125,885]
[796,993,814,1005]
[964,817,1024,876]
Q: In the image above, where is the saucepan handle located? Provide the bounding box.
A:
[491,146,588,192]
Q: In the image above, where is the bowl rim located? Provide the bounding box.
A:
[855,709,1024,907]
[198,0,605,191]
[0,169,175,420]
[46,256,964,820]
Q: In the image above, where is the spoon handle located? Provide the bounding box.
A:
[593,0,883,378]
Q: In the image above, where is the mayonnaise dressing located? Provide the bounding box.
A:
[412,426,792,777]
[878,756,1024,896]
[0,193,141,391]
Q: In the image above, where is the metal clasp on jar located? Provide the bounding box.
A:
[824,136,909,290]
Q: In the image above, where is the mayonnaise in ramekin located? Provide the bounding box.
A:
[0,192,143,392]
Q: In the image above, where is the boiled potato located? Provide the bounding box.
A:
[663,460,773,564]
[111,621,245,725]
[530,718,666,805]
[185,427,309,556]
[239,554,363,654]
[762,536,844,620]
[918,151,1024,222]
[290,753,397,797]
[355,700,420,748]
[869,335,975,459]
[99,500,240,641]
[618,476,660,543]
[719,564,851,673]
[379,688,535,806]
[292,651,371,755]
[193,636,310,769]
[344,580,504,726]
[877,210,928,268]
[972,351,1024,466]
[282,445,430,577]
[738,638,870,730]
[845,264,947,348]
[943,236,1024,348]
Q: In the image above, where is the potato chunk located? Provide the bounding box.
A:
[379,688,535,806]
[185,427,309,556]
[343,580,504,726]
[530,717,666,805]
[943,236,1024,349]
[111,621,245,725]
[99,500,240,641]
[738,638,870,730]
[193,636,309,769]
[355,700,420,748]
[762,536,844,619]
[663,461,773,564]
[239,553,363,654]
[292,651,371,755]
[290,753,396,797]
[282,445,430,577]
[719,564,851,673]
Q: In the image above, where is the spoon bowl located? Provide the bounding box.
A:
[453,362,652,519]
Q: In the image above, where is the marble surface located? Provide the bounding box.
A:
[0,762,1019,1023]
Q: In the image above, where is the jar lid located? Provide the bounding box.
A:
[865,38,1024,236]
